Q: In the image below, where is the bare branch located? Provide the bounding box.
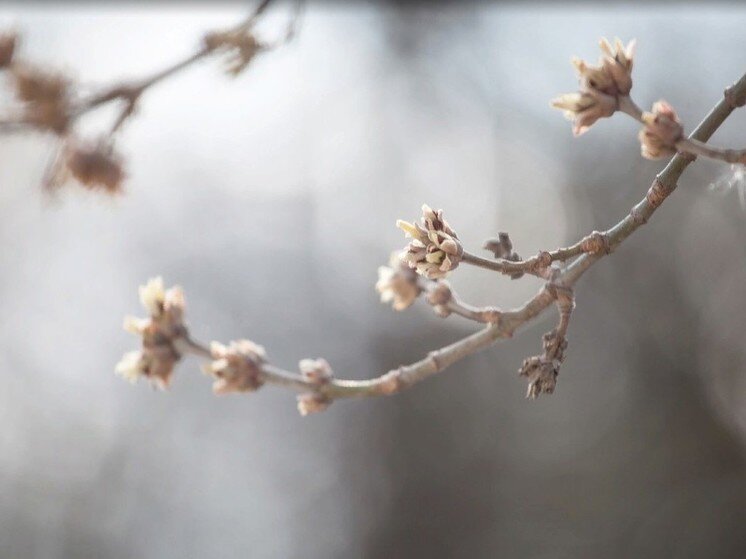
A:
[113,35,746,414]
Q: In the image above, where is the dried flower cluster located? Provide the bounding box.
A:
[396,204,464,279]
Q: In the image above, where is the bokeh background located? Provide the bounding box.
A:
[1,2,746,557]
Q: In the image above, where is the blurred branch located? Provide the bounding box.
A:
[0,0,301,193]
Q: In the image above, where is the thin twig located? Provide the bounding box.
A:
[676,137,746,165]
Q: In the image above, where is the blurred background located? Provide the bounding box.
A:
[1,2,746,557]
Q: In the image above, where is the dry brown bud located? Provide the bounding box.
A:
[376,252,422,311]
[11,65,72,134]
[204,29,262,76]
[0,31,17,69]
[519,356,559,400]
[299,358,333,384]
[397,204,463,279]
[297,392,332,416]
[63,140,126,194]
[542,329,568,362]
[552,89,617,136]
[639,100,684,160]
[117,277,188,389]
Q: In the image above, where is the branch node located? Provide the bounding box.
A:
[580,230,610,255]
[646,177,669,209]
[724,83,746,109]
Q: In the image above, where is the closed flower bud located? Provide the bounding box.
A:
[397,204,463,279]
[376,252,422,311]
[204,340,267,395]
[426,280,452,306]
[551,89,617,136]
[638,100,684,160]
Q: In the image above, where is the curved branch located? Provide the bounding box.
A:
[119,71,746,412]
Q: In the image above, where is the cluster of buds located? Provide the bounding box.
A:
[116,277,188,389]
[638,100,684,160]
[552,37,635,136]
[397,204,463,280]
[204,27,264,76]
[297,358,334,415]
[376,252,423,311]
[519,328,569,399]
[203,339,267,395]
[54,139,126,194]
[483,232,523,279]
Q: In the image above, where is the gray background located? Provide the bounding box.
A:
[1,2,746,558]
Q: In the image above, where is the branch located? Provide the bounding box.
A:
[461,229,611,279]
[115,35,746,414]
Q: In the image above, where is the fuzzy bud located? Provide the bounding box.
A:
[376,252,422,311]
[639,100,684,160]
[598,37,635,96]
[426,280,452,306]
[297,392,331,416]
[551,89,617,136]
[204,340,267,395]
[299,358,333,384]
